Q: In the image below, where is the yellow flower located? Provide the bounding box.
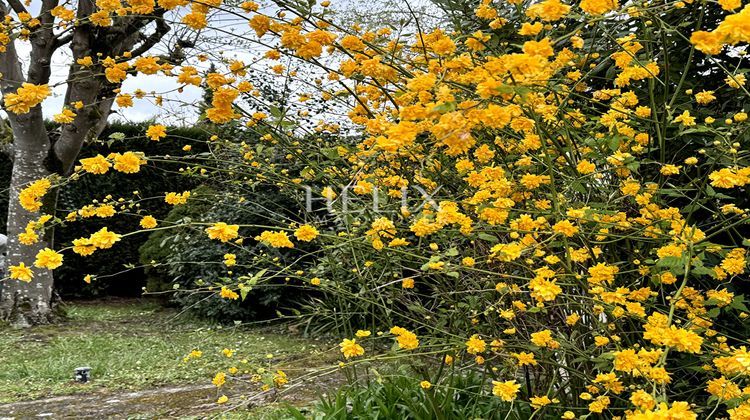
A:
[577,159,596,174]
[420,380,432,389]
[525,0,571,21]
[80,155,111,174]
[216,395,229,404]
[339,338,365,358]
[165,191,190,205]
[112,152,145,173]
[531,329,560,349]
[76,56,93,66]
[34,248,63,270]
[53,108,76,124]
[135,56,161,74]
[116,94,133,107]
[3,83,51,114]
[294,224,319,242]
[19,178,51,212]
[355,330,371,338]
[673,110,696,126]
[220,286,239,300]
[321,186,337,200]
[588,262,619,284]
[145,124,167,141]
[726,73,746,88]
[140,215,157,229]
[690,31,723,55]
[89,227,121,249]
[709,168,741,189]
[552,220,579,237]
[588,395,610,413]
[660,164,680,176]
[579,0,619,15]
[695,90,716,105]
[19,229,39,245]
[52,5,75,21]
[513,352,537,366]
[630,389,656,410]
[490,242,524,261]
[206,222,240,242]
[72,238,96,256]
[9,263,34,282]
[273,370,288,388]
[519,22,543,36]
[594,336,610,347]
[212,372,226,387]
[530,395,553,409]
[465,334,486,354]
[256,230,294,248]
[492,380,520,401]
[391,326,419,350]
[718,0,741,10]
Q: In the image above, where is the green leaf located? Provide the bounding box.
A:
[607,136,620,151]
[625,161,640,172]
[321,147,339,160]
[730,296,749,312]
[656,256,685,269]
[477,233,499,243]
[249,268,267,286]
[240,285,252,301]
[432,102,456,113]
[570,181,587,194]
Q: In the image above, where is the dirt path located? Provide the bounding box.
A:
[0,370,343,419]
[0,383,220,419]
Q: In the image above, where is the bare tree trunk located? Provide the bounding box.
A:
[0,0,175,326]
[0,14,57,326]
[0,112,56,327]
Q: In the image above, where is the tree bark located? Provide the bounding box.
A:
[0,12,57,326]
[0,111,56,327]
[0,0,175,326]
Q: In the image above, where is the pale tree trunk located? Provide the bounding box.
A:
[0,16,57,326]
[0,112,56,327]
[0,0,176,326]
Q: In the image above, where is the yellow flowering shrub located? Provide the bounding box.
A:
[7,0,750,416]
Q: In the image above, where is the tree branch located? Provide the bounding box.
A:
[5,0,26,15]
[26,0,59,85]
[130,16,170,58]
[52,32,74,50]
[0,2,25,96]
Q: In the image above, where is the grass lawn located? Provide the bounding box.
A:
[0,299,335,413]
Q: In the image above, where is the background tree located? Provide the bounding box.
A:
[0,0,194,326]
